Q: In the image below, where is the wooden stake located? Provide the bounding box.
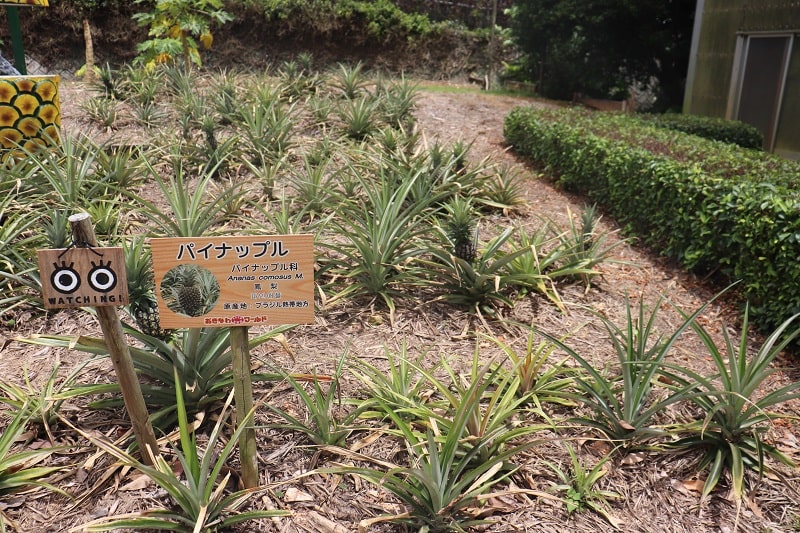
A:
[229,325,258,488]
[487,0,498,91]
[82,18,95,83]
[68,213,159,465]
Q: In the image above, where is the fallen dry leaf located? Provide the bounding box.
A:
[284,486,315,503]
[621,452,647,465]
[586,439,614,456]
[462,496,517,519]
[119,473,152,491]
[349,428,384,453]
[657,375,676,385]
[746,495,765,519]
[679,476,706,494]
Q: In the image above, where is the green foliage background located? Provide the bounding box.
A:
[507,0,695,111]
[0,0,496,76]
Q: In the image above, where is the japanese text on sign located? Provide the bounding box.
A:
[175,240,290,261]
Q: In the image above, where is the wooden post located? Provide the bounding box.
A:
[229,325,258,488]
[82,18,95,82]
[68,213,159,465]
[487,0,498,91]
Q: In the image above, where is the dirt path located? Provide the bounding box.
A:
[414,87,731,363]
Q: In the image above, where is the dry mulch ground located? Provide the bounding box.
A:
[1,80,799,532]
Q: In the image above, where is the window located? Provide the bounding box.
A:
[729,33,793,151]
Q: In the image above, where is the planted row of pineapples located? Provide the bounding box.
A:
[7,291,800,531]
[0,61,797,530]
[0,60,621,529]
[2,60,613,327]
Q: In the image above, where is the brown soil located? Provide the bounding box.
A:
[1,80,799,533]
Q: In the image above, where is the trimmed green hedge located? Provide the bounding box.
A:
[504,106,800,332]
[641,113,764,150]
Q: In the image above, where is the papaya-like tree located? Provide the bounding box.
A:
[133,0,233,70]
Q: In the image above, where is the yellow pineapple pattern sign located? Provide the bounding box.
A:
[0,75,59,157]
[0,1,49,5]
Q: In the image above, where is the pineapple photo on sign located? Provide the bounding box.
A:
[159,263,220,317]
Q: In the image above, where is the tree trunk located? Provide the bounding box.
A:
[180,30,192,70]
[487,0,498,90]
[83,18,95,82]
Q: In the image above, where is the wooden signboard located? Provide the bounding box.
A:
[151,234,314,328]
[37,247,128,309]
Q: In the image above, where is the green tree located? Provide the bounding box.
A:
[133,0,233,69]
[508,0,695,111]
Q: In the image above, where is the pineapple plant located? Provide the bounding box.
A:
[427,141,447,178]
[443,196,478,263]
[451,139,471,173]
[124,238,172,340]
[94,62,123,100]
[197,112,238,179]
[579,203,600,252]
[200,113,219,154]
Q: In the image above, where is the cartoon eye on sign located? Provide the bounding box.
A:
[88,260,117,293]
[51,261,80,294]
[37,247,129,309]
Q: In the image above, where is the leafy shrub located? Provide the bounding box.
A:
[246,0,433,44]
[132,0,233,69]
[641,113,764,150]
[504,106,800,333]
[336,0,432,41]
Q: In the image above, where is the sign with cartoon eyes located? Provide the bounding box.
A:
[36,247,128,309]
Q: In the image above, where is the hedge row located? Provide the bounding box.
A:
[640,113,764,150]
[504,106,800,332]
[248,0,435,42]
